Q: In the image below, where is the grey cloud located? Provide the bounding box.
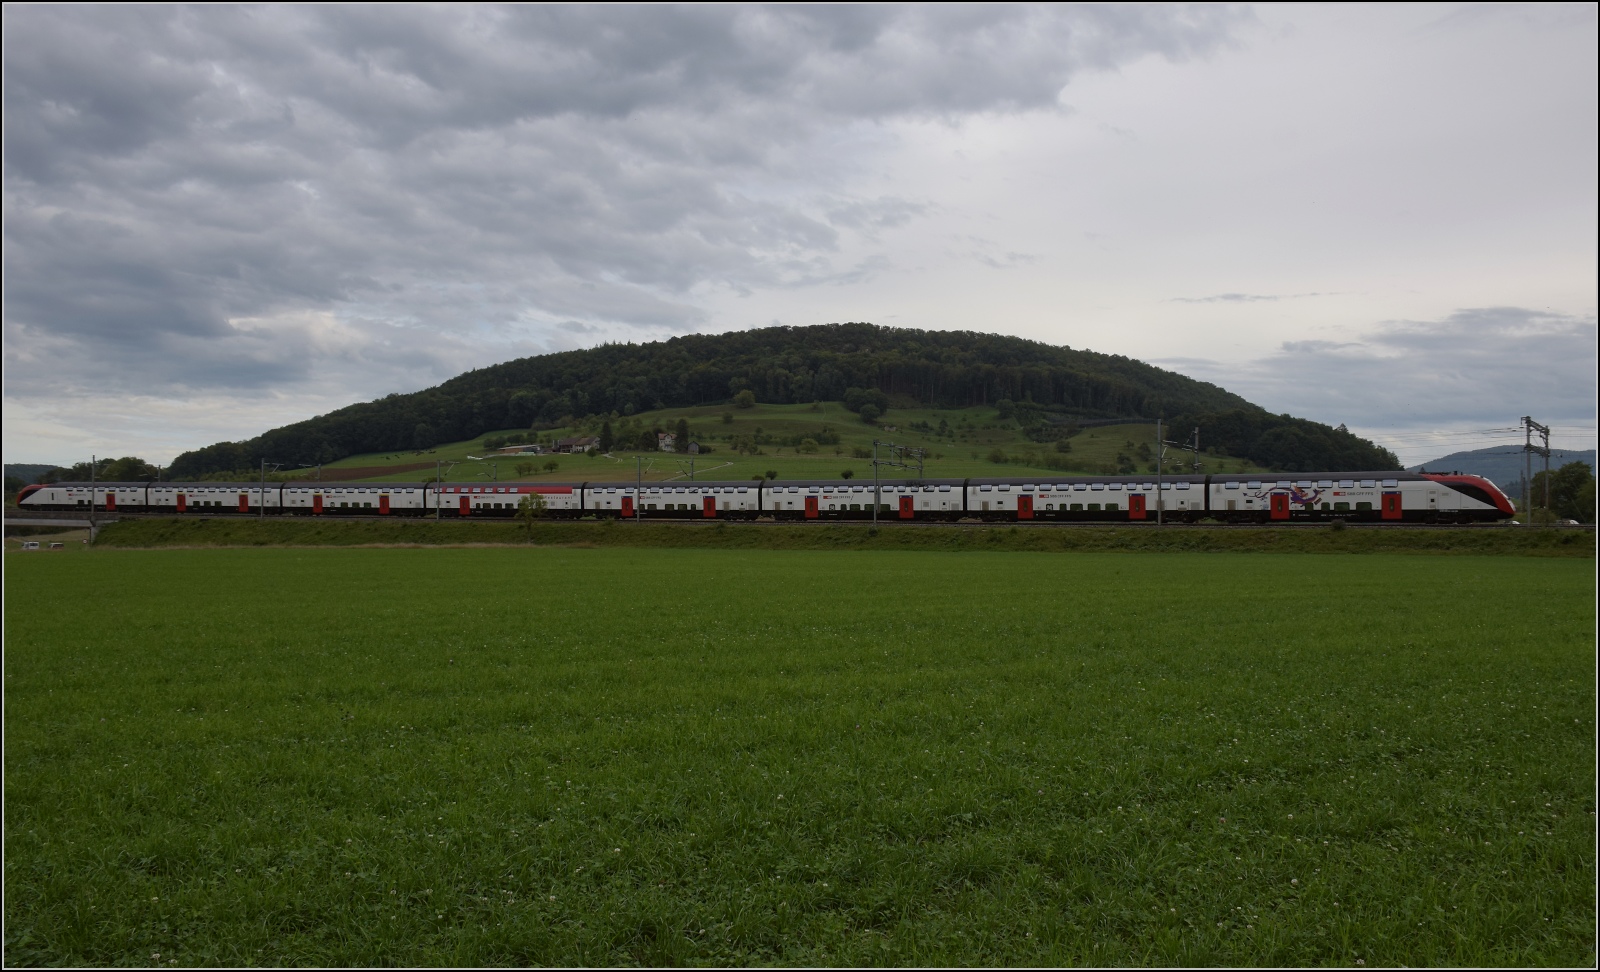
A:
[1159,306,1597,435]
[3,3,1248,452]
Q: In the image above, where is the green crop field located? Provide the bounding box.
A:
[314,403,1270,484]
[5,548,1593,966]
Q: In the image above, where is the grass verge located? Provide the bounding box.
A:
[92,516,1594,557]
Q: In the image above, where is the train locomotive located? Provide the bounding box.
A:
[17,471,1515,524]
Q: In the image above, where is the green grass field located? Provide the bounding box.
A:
[5,548,1593,966]
[318,403,1269,484]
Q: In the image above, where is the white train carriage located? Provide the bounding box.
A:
[1205,472,1514,523]
[965,477,1198,521]
[145,482,283,514]
[281,483,418,515]
[434,483,583,518]
[628,482,760,519]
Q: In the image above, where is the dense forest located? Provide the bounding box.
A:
[167,323,1399,477]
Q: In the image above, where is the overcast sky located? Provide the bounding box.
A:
[5,3,1595,467]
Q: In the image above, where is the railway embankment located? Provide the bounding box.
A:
[89,517,1594,556]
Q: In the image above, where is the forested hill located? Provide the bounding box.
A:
[169,323,1399,476]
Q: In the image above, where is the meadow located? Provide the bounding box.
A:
[4,547,1594,966]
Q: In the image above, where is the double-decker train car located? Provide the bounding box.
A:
[16,470,1515,524]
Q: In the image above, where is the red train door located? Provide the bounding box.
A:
[312,494,323,515]
[1017,494,1034,520]
[177,493,187,512]
[622,496,634,518]
[459,495,471,516]
[1129,494,1146,520]
[804,496,819,519]
[379,494,390,514]
[1381,492,1402,520]
[238,492,249,513]
[1270,493,1290,520]
[703,495,717,518]
[898,495,914,519]
[105,492,117,512]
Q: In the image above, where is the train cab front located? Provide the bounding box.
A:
[1420,473,1516,520]
[16,484,45,508]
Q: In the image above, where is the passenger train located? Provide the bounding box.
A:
[18,471,1515,524]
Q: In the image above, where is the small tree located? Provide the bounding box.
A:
[599,420,614,452]
[516,491,549,538]
[841,469,855,479]
[765,469,779,481]
[858,403,881,424]
[734,390,756,409]
[675,418,690,449]
[722,412,734,424]
[514,461,535,477]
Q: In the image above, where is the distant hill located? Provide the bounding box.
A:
[1409,446,1595,491]
[168,323,1401,478]
[4,463,59,485]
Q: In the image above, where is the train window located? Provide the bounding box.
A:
[1105,503,1119,511]
[1070,503,1083,511]
[1339,480,1354,489]
[1176,482,1190,490]
[979,485,992,491]
[1087,503,1101,511]
[1091,484,1105,491]
[1074,484,1087,491]
[1247,481,1262,489]
[1360,480,1376,488]
[1109,483,1123,491]
[1296,481,1312,488]
[738,487,748,493]
[939,485,951,491]
[1318,480,1333,488]
[998,484,1011,491]
[1335,502,1350,511]
[1356,502,1373,511]
[1277,481,1292,488]
[1225,481,1240,489]
[1382,479,1398,488]
[1045,503,1054,510]
[1023,484,1036,490]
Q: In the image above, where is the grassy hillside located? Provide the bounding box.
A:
[310,403,1268,484]
[168,323,1399,479]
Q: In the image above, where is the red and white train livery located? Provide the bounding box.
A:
[18,471,1514,524]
